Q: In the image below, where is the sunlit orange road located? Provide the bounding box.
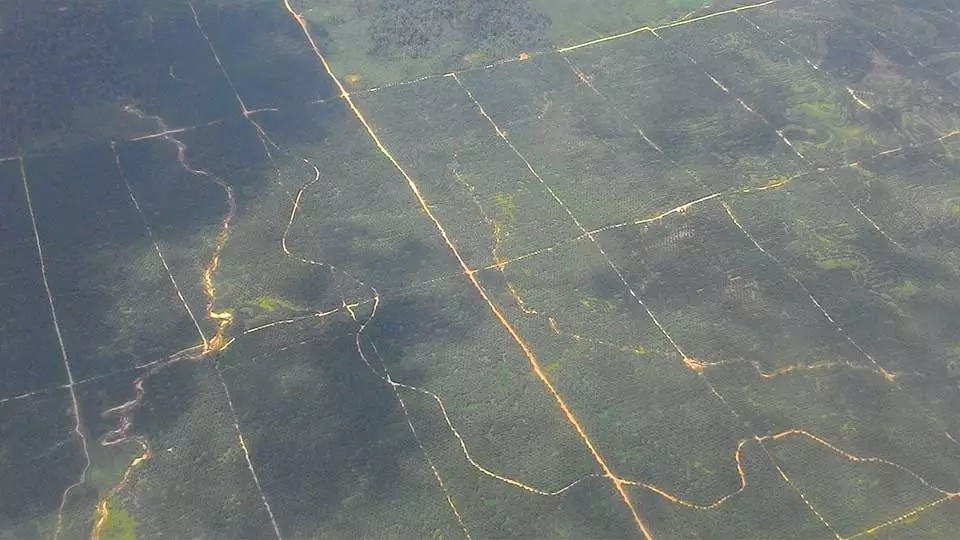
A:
[90,440,150,540]
[281,2,654,537]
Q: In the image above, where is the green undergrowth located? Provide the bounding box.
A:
[99,496,138,540]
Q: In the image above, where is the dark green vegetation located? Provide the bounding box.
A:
[365,0,550,59]
[2,0,959,539]
[307,0,773,87]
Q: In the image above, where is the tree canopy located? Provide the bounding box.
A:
[366,0,550,59]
